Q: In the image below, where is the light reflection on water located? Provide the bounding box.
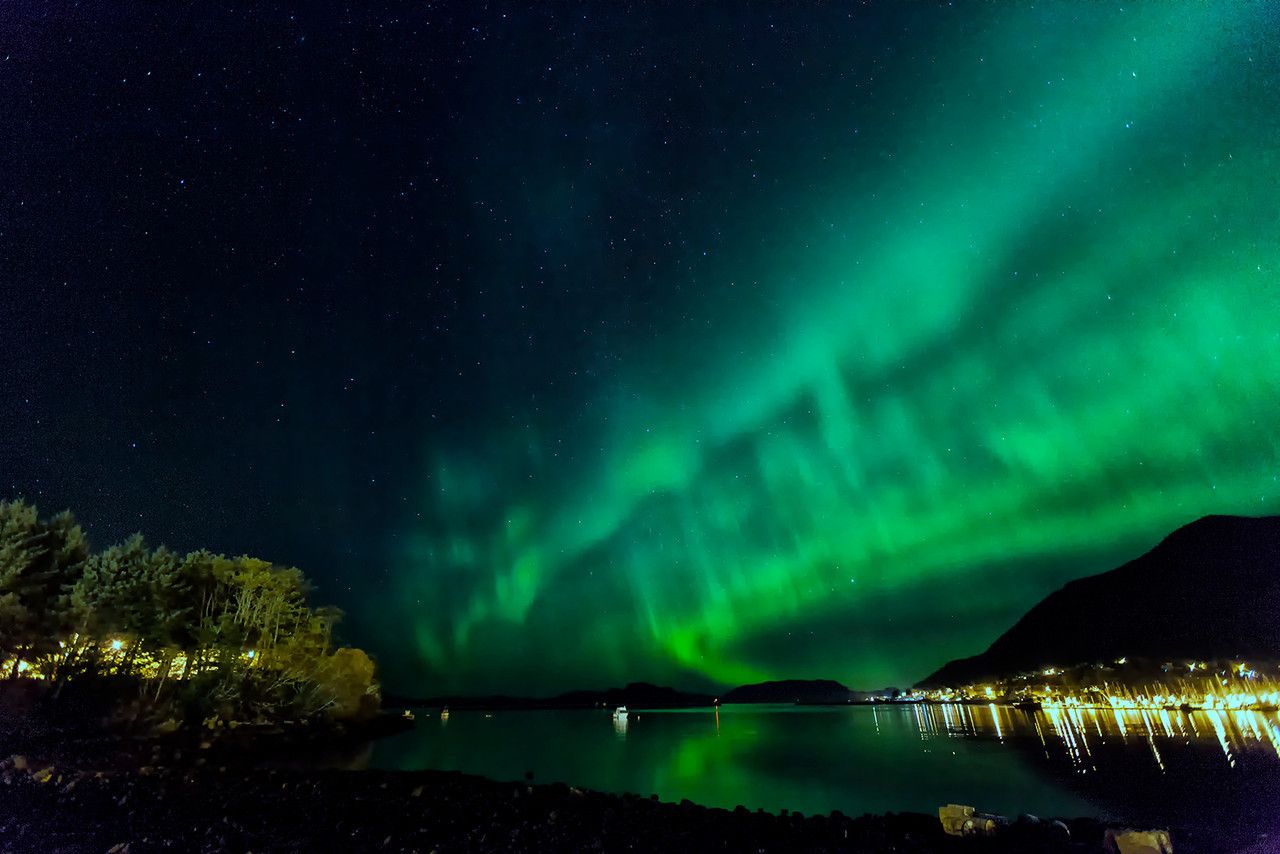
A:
[913,703,1280,773]
[366,704,1280,832]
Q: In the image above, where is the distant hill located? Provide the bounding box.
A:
[556,682,716,709]
[722,679,852,704]
[389,682,715,710]
[918,515,1280,688]
[391,679,878,710]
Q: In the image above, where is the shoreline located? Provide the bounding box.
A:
[0,731,1263,854]
[0,756,1123,853]
[398,698,1280,713]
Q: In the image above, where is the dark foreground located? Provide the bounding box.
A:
[0,718,1268,854]
[2,751,1260,854]
[0,761,1069,854]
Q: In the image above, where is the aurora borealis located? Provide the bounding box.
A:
[3,2,1279,695]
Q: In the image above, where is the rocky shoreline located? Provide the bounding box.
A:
[0,759,1088,854]
[0,724,1259,854]
[4,751,1257,854]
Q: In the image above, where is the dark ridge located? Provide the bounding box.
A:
[388,682,715,710]
[556,682,717,709]
[722,679,852,704]
[917,515,1280,688]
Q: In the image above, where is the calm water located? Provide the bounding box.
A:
[360,704,1280,833]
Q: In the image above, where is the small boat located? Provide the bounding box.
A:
[1013,699,1042,712]
[402,709,415,721]
[612,705,629,721]
[440,707,450,720]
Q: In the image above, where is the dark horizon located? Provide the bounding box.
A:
[4,1,1279,697]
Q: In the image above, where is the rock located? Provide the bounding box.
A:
[10,755,28,771]
[153,718,179,734]
[31,767,54,784]
[107,844,131,854]
[939,803,975,836]
[1105,828,1174,853]
[411,785,424,797]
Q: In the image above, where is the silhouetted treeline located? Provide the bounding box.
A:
[0,499,378,725]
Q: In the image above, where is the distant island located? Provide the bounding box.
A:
[391,678,903,710]
[389,681,716,711]
[722,679,851,704]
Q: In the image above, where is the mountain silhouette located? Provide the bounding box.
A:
[918,515,1280,687]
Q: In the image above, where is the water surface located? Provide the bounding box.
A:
[366,704,1280,832]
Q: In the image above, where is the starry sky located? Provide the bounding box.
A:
[2,2,1278,695]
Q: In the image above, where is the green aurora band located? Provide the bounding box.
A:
[390,2,1280,694]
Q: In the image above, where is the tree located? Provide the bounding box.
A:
[2,499,381,724]
[68,533,151,674]
[317,647,380,720]
[0,500,87,677]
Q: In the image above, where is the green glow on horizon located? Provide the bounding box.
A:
[391,2,1280,693]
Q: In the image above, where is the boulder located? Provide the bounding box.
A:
[1106,828,1174,854]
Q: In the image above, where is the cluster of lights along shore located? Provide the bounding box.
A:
[6,640,1278,715]
[912,659,1280,712]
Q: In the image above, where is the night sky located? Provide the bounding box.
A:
[3,2,1278,695]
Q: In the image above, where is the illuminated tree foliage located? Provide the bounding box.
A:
[0,500,378,722]
[0,500,88,678]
